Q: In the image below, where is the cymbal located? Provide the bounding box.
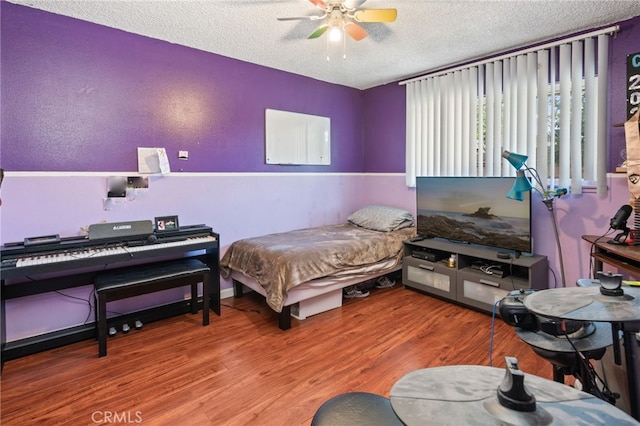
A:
[516,321,613,353]
[390,365,638,425]
[523,286,640,323]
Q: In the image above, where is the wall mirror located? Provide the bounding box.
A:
[265,109,331,165]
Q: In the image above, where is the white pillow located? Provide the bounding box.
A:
[348,205,415,232]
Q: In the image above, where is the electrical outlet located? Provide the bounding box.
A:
[178,150,189,160]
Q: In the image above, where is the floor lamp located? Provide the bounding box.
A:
[502,150,567,288]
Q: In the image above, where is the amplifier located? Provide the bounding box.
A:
[411,251,443,262]
[88,220,154,241]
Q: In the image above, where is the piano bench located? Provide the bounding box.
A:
[94,258,211,357]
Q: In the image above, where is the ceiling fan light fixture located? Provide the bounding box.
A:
[279,0,397,47]
[328,25,343,42]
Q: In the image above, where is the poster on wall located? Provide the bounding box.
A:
[627,52,640,203]
[626,110,640,199]
[628,51,640,119]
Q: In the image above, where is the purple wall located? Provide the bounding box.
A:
[363,83,406,172]
[0,3,366,173]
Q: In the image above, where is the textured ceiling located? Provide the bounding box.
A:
[9,0,640,90]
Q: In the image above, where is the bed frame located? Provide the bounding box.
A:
[231,266,400,330]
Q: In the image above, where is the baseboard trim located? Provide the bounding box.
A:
[221,287,234,299]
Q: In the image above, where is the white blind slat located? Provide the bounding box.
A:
[584,38,596,181]
[558,43,571,189]
[461,68,471,176]
[478,65,486,176]
[536,49,549,184]
[526,52,537,166]
[516,54,528,166]
[570,40,584,193]
[596,34,609,195]
[549,46,557,190]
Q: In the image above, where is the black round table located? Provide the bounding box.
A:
[523,285,640,421]
[389,364,639,425]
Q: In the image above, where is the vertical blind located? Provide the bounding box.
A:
[402,26,617,194]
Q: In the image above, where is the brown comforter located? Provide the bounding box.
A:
[220,224,416,312]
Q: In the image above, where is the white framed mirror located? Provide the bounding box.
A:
[265,109,331,165]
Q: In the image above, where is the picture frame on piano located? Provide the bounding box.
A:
[155,215,179,233]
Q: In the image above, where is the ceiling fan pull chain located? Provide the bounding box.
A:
[343,28,347,60]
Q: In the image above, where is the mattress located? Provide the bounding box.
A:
[220,223,415,312]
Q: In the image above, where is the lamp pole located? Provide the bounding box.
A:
[543,198,567,288]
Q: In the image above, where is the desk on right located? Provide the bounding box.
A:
[583,234,640,276]
[581,235,640,419]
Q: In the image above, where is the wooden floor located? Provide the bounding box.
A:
[1,284,554,425]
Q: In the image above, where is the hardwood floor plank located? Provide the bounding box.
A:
[1,285,555,425]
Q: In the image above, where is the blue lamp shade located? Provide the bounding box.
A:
[505,187,524,201]
[506,170,533,201]
[502,150,528,170]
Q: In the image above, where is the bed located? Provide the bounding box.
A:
[220,205,416,329]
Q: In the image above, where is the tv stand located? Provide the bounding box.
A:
[402,238,548,313]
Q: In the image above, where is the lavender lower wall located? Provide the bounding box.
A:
[1,171,633,342]
[1,172,370,340]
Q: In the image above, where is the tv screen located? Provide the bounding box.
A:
[416,177,532,254]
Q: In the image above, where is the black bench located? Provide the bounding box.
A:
[94,258,211,357]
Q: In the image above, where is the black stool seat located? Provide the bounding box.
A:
[311,392,403,426]
[94,258,210,357]
[95,259,210,292]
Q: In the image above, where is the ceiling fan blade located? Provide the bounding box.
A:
[308,0,328,9]
[343,0,367,10]
[308,24,330,39]
[277,15,325,21]
[353,9,398,23]
[344,22,368,41]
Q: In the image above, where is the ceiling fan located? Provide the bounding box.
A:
[277,0,397,42]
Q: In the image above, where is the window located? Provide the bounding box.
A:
[402,27,616,196]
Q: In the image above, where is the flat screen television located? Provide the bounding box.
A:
[416,176,532,254]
